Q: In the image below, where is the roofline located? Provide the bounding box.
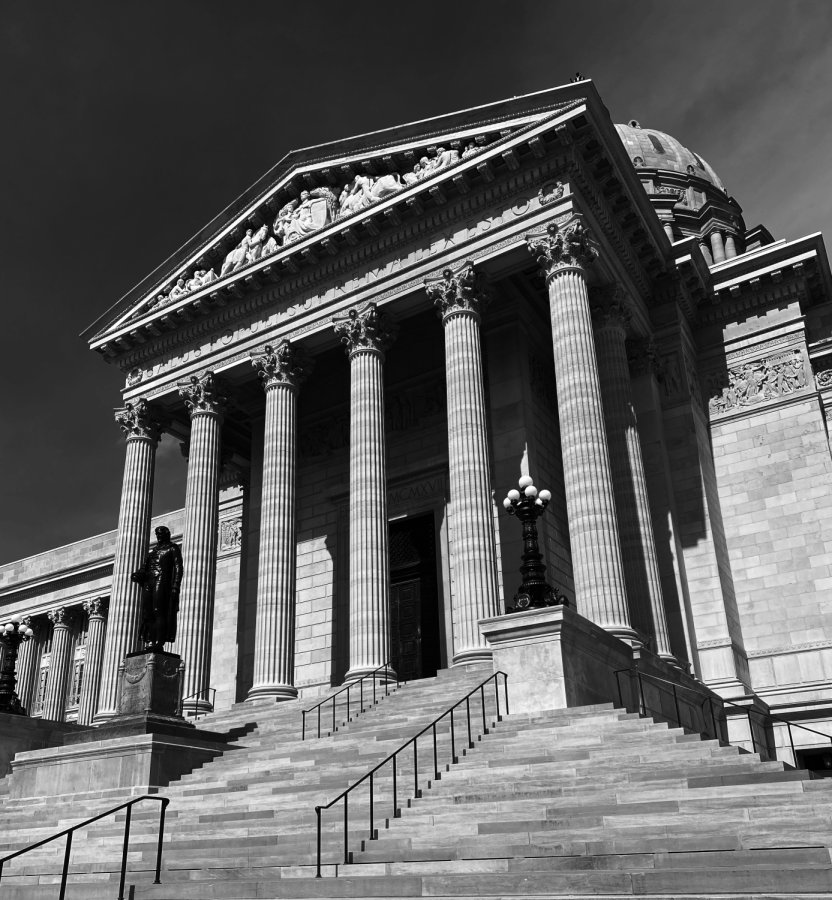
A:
[81,80,601,339]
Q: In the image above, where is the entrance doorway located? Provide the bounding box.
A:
[389,512,441,681]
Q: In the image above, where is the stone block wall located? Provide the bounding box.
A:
[712,394,832,704]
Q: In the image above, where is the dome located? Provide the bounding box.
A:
[614,121,726,192]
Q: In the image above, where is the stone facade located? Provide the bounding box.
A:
[2,83,832,768]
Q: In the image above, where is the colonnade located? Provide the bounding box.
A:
[32,215,678,723]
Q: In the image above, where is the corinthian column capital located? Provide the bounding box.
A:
[424,260,494,323]
[48,606,73,629]
[83,597,109,620]
[526,218,597,280]
[250,340,315,392]
[589,285,633,334]
[333,303,399,359]
[115,398,167,443]
[178,371,230,420]
[626,337,665,380]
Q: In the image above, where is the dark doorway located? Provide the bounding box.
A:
[389,512,441,681]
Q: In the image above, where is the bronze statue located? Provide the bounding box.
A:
[131,526,183,652]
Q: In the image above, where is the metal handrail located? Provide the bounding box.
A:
[180,686,216,720]
[614,668,832,766]
[302,663,401,740]
[313,671,508,876]
[0,794,169,900]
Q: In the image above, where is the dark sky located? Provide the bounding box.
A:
[2,1,831,564]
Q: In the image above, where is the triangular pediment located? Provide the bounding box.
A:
[87,84,597,347]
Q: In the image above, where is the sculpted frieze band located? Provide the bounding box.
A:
[706,350,808,415]
[146,146,474,315]
[122,171,570,392]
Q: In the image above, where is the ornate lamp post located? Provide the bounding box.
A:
[0,619,34,715]
[502,476,567,612]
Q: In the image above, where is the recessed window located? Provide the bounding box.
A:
[648,134,665,154]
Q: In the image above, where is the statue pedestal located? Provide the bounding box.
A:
[7,652,232,802]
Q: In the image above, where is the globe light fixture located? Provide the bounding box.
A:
[503,478,566,612]
[0,619,33,716]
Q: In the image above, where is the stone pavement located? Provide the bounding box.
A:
[1,663,831,898]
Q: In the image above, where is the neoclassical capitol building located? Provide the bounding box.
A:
[3,82,832,761]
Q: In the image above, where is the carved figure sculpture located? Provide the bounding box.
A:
[168,278,188,301]
[220,229,253,276]
[462,142,479,159]
[131,525,183,652]
[337,173,404,217]
[280,189,338,243]
[245,224,270,264]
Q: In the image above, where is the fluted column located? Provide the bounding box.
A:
[77,597,108,725]
[95,399,166,723]
[41,608,74,722]
[175,371,229,715]
[591,290,673,659]
[526,220,635,641]
[425,262,500,663]
[333,304,399,680]
[247,342,314,701]
[15,616,39,713]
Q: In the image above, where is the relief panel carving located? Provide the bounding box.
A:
[706,350,808,416]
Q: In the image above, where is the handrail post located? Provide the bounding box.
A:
[369,771,374,839]
[413,739,419,798]
[332,695,335,734]
[747,710,757,755]
[615,670,623,709]
[315,807,322,877]
[672,683,682,730]
[373,674,377,706]
[788,722,797,768]
[360,678,364,714]
[637,672,646,717]
[347,685,350,722]
[59,830,73,900]
[343,793,349,865]
[302,710,306,741]
[481,685,487,735]
[466,696,472,749]
[318,704,321,739]
[504,673,510,716]
[154,799,167,884]
[450,708,457,764]
[494,675,501,722]
[433,723,439,779]
[117,802,132,900]
[392,753,398,818]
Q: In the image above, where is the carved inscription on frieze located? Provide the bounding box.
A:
[706,350,808,416]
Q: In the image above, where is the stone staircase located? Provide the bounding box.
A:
[1,663,831,898]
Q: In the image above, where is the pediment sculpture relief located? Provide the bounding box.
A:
[140,142,484,319]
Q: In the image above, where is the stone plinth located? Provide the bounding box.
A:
[0,712,85,779]
[7,650,231,800]
[479,605,634,714]
[119,650,184,718]
[8,731,229,801]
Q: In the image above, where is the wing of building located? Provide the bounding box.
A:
[3,80,832,768]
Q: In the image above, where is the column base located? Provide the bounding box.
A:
[246,684,298,703]
[605,624,643,648]
[452,647,494,667]
[344,665,398,684]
